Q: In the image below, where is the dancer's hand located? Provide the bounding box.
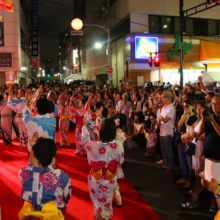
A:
[29,131,39,147]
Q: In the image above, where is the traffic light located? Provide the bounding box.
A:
[154,56,160,67]
[148,56,153,67]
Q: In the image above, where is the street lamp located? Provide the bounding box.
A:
[71,18,83,30]
[95,43,102,49]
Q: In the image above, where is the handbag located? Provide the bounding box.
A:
[185,138,196,155]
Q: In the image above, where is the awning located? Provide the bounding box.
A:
[160,62,205,70]
[200,40,220,61]
[202,72,220,85]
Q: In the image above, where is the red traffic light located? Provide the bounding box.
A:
[154,56,160,67]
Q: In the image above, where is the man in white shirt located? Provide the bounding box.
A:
[158,91,176,173]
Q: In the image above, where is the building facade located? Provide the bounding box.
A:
[82,0,220,87]
[0,0,33,87]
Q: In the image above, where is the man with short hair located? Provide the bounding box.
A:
[119,93,132,135]
[158,91,176,173]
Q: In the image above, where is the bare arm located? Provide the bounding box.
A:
[198,118,206,135]
[199,79,207,92]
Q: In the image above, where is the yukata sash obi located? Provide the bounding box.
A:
[91,160,118,181]
[18,201,64,220]
[60,115,71,121]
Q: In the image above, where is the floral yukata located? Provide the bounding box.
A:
[69,103,87,155]
[81,126,124,220]
[19,163,71,213]
[22,106,56,152]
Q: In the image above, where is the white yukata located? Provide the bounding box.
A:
[8,97,28,146]
[22,106,56,152]
[0,99,12,144]
[81,126,124,220]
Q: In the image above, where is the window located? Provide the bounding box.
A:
[194,19,208,36]
[185,18,193,35]
[20,27,26,52]
[161,17,173,34]
[208,20,218,36]
[149,15,220,37]
[149,16,160,34]
[111,17,130,43]
[174,18,180,34]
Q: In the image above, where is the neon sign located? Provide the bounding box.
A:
[135,36,158,59]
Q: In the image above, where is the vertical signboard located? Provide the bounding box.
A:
[0,23,4,46]
[31,0,38,57]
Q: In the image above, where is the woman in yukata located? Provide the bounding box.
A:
[81,118,124,220]
[18,132,71,220]
[69,97,87,156]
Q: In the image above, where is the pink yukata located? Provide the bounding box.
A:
[69,103,87,155]
[81,126,124,220]
[58,100,71,147]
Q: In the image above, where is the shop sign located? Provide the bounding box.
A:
[0,53,12,67]
[0,22,4,46]
[31,68,38,77]
[135,36,158,59]
[168,34,193,62]
[31,0,38,57]
[160,62,205,70]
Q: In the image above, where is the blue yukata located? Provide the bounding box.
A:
[19,163,71,213]
[7,97,28,146]
[22,106,56,152]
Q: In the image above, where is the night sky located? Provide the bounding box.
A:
[38,0,74,60]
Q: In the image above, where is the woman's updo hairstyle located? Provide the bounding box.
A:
[114,113,127,129]
[33,138,57,167]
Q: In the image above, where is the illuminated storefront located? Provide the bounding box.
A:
[160,62,205,85]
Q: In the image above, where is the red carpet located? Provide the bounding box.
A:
[0,130,161,220]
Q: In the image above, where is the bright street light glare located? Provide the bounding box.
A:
[95,43,102,49]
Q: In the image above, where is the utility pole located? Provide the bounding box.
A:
[107,0,111,86]
[179,0,184,87]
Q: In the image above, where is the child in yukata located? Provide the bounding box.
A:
[70,97,87,156]
[58,98,71,148]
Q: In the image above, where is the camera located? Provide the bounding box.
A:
[202,109,210,117]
